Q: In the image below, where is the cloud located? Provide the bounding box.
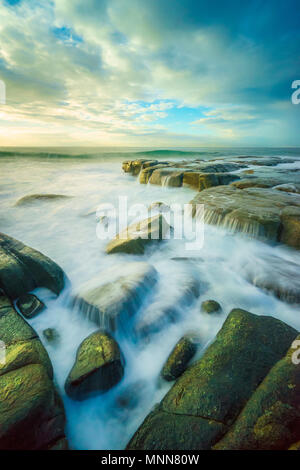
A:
[0,0,299,146]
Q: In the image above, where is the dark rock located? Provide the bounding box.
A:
[127,309,298,450]
[214,334,300,450]
[43,328,60,344]
[65,330,125,401]
[0,232,65,299]
[16,293,45,319]
[201,300,222,314]
[161,334,199,381]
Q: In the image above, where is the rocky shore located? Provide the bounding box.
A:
[0,152,299,450]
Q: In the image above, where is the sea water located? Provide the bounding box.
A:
[0,147,300,449]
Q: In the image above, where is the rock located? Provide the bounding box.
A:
[161,334,199,381]
[0,232,65,299]
[122,159,155,176]
[15,194,71,206]
[184,172,239,191]
[242,254,300,304]
[274,183,300,194]
[127,309,298,450]
[16,293,45,319]
[201,300,222,314]
[214,334,300,450]
[43,328,60,344]
[0,296,66,449]
[149,168,184,187]
[73,262,157,331]
[106,214,170,255]
[280,206,300,249]
[190,186,300,246]
[65,330,125,401]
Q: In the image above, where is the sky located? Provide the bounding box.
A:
[0,0,299,147]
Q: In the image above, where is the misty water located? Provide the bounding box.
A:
[0,148,300,449]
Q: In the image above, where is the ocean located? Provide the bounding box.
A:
[1,147,300,449]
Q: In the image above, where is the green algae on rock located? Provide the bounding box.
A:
[0,296,66,449]
[161,334,199,381]
[65,330,125,401]
[127,309,298,450]
[16,293,45,319]
[106,214,170,255]
[201,299,222,314]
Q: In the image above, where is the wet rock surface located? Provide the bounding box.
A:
[15,194,72,206]
[127,309,298,450]
[16,293,45,319]
[0,232,65,299]
[161,333,199,381]
[201,299,222,314]
[65,330,125,401]
[0,296,66,450]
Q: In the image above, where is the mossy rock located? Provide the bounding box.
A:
[128,309,298,450]
[214,334,300,450]
[201,300,222,314]
[16,293,45,319]
[280,206,300,249]
[0,364,65,449]
[161,334,198,381]
[106,214,170,255]
[65,330,125,401]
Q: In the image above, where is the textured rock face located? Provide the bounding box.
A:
[106,214,170,255]
[161,334,198,381]
[65,330,125,401]
[127,309,298,450]
[73,262,157,331]
[0,232,65,299]
[190,186,300,246]
[214,334,300,450]
[0,296,66,450]
[201,299,222,314]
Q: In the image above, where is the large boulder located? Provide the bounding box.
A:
[0,296,66,450]
[214,334,300,450]
[190,186,300,246]
[127,309,298,450]
[0,232,65,299]
[183,172,239,191]
[149,168,184,187]
[65,330,125,401]
[73,262,157,331]
[16,293,45,319]
[106,214,170,255]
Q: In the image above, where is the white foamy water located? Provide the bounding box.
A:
[0,150,300,450]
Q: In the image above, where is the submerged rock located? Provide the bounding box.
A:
[0,296,66,450]
[65,330,125,401]
[161,333,199,381]
[43,328,60,344]
[148,202,170,213]
[201,299,222,314]
[214,334,300,450]
[127,309,298,450]
[16,293,45,319]
[106,214,170,255]
[0,232,65,299]
[15,194,71,206]
[190,186,300,247]
[73,262,157,331]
